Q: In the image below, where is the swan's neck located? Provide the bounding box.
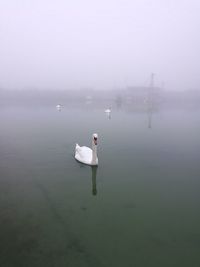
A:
[91,142,97,164]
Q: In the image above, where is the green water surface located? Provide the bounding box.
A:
[0,106,200,267]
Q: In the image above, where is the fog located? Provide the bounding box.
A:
[0,0,200,91]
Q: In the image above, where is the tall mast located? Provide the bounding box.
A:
[150,72,155,88]
[148,73,155,105]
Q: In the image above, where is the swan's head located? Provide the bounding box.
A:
[93,133,98,145]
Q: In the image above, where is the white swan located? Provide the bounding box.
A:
[75,133,98,166]
[105,107,111,113]
[56,104,62,111]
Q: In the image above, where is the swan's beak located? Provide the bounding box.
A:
[94,138,97,145]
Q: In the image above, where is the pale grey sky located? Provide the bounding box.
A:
[0,0,199,90]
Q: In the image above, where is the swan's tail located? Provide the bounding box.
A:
[75,143,80,151]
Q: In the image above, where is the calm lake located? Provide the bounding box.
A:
[0,104,200,267]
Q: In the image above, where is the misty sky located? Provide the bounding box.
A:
[0,0,199,90]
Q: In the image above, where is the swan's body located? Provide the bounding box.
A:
[75,134,98,166]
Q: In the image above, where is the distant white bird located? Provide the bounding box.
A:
[75,133,98,166]
[56,104,62,110]
[105,108,111,119]
[104,107,111,113]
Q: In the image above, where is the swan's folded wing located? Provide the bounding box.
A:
[77,146,92,159]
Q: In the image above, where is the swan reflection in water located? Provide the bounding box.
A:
[91,166,98,196]
[78,165,98,195]
[106,112,111,120]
